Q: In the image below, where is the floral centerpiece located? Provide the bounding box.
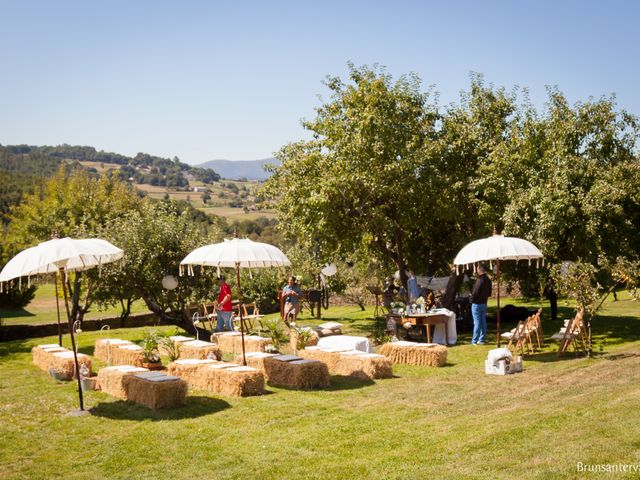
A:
[390,301,405,315]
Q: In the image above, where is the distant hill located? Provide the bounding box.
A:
[197,158,279,181]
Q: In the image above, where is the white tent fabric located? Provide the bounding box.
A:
[0,237,123,284]
[453,235,543,268]
[180,237,291,271]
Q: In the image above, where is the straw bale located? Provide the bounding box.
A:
[335,352,393,379]
[261,356,330,390]
[109,344,145,367]
[213,332,272,354]
[48,351,93,380]
[159,336,194,356]
[96,366,149,398]
[197,363,265,397]
[122,374,188,409]
[179,340,221,360]
[289,329,320,351]
[32,345,66,372]
[297,348,342,371]
[239,352,279,374]
[379,342,447,367]
[94,339,133,363]
[167,359,218,390]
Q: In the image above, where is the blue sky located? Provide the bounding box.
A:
[1,0,638,164]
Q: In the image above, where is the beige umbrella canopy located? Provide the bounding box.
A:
[0,237,124,413]
[180,237,291,364]
[453,234,543,346]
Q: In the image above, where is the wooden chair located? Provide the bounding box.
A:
[550,308,587,355]
[201,303,217,332]
[241,302,264,331]
[501,319,528,354]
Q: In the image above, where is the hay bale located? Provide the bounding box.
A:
[110,344,145,367]
[198,363,265,397]
[94,339,133,363]
[379,341,447,367]
[121,373,188,409]
[213,332,272,354]
[239,352,278,374]
[299,348,393,379]
[49,351,93,380]
[32,345,66,372]
[289,329,319,351]
[167,359,218,389]
[159,336,194,356]
[179,340,221,360]
[96,365,149,398]
[261,355,330,390]
[335,351,393,379]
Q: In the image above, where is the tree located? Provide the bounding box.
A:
[264,64,439,287]
[99,201,223,334]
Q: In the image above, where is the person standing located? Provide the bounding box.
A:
[282,276,303,326]
[470,264,492,345]
[215,275,234,332]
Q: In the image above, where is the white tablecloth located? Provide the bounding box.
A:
[429,308,457,345]
[316,335,373,353]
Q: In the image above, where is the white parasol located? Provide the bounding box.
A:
[180,237,291,364]
[0,237,124,413]
[453,234,543,346]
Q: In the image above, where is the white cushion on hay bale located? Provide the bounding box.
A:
[317,335,373,353]
[49,351,93,380]
[179,340,221,360]
[169,335,195,342]
[32,345,66,372]
[379,341,448,367]
[313,321,343,337]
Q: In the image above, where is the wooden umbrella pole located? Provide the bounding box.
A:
[236,263,247,366]
[496,259,501,347]
[59,268,84,411]
[54,272,62,347]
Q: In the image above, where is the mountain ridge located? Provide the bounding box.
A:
[197,157,279,181]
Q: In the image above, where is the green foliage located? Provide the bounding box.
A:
[0,284,36,308]
[262,318,288,351]
[139,329,161,363]
[159,336,181,362]
[238,269,281,313]
[291,325,313,350]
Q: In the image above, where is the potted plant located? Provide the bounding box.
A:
[140,330,163,370]
[160,336,181,362]
[263,318,288,353]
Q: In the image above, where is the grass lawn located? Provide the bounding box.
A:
[0,295,639,479]
[0,284,150,326]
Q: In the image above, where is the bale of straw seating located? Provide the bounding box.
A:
[198,363,265,397]
[379,341,447,367]
[96,365,149,399]
[167,359,219,390]
[299,348,393,380]
[313,322,343,337]
[32,344,66,372]
[109,344,145,367]
[122,372,188,409]
[334,351,393,379]
[258,354,330,390]
[212,332,272,354]
[238,352,278,373]
[178,340,221,360]
[289,329,319,351]
[48,351,93,380]
[94,339,133,363]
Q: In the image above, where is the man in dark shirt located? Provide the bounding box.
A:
[470,264,492,345]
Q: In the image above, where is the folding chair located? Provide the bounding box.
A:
[550,308,587,355]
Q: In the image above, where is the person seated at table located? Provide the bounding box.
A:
[282,276,303,327]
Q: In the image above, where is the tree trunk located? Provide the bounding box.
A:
[141,295,210,339]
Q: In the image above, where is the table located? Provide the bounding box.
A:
[387,308,457,345]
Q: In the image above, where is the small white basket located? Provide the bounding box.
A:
[485,356,523,375]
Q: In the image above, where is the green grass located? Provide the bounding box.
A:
[0,295,639,479]
[0,283,150,326]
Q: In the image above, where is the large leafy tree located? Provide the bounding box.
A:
[264,64,441,287]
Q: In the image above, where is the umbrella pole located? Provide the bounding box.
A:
[59,268,85,412]
[496,260,501,347]
[54,272,62,347]
[236,263,247,366]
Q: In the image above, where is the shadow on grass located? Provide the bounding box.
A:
[89,395,231,421]
[325,375,376,391]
